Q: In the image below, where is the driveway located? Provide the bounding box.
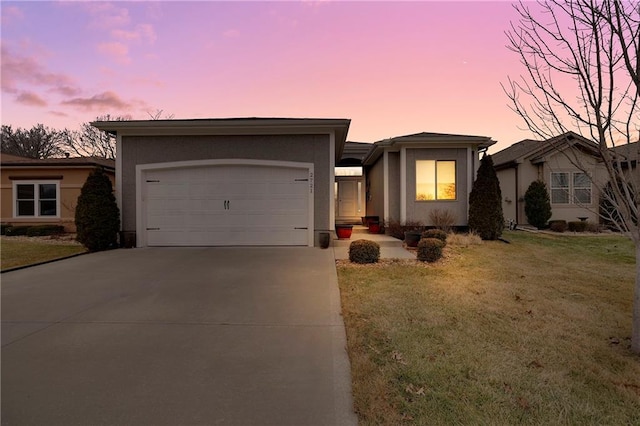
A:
[1,247,357,426]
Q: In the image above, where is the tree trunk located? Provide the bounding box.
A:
[633,244,640,354]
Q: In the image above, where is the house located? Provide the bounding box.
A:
[92,118,494,247]
[361,132,495,227]
[492,132,607,225]
[0,152,115,232]
[92,118,350,247]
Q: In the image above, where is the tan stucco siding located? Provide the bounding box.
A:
[496,167,518,224]
[1,167,115,231]
[120,134,332,237]
[405,148,469,226]
[365,156,384,218]
[542,152,604,223]
[388,152,400,221]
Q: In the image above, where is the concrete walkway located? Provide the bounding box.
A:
[1,247,357,426]
[332,226,416,260]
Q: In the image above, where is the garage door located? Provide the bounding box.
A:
[143,164,310,246]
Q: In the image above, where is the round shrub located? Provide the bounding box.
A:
[75,168,120,252]
[421,229,447,245]
[348,239,380,264]
[549,220,567,232]
[417,238,444,263]
[568,221,588,232]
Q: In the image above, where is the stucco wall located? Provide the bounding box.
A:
[120,134,331,241]
[365,157,384,219]
[1,167,115,232]
[405,148,469,226]
[496,167,518,224]
[388,152,400,222]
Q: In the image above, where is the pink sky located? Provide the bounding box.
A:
[2,1,545,153]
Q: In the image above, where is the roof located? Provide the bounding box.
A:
[610,141,638,164]
[338,141,373,166]
[0,152,115,171]
[363,131,496,166]
[492,131,600,170]
[92,117,351,162]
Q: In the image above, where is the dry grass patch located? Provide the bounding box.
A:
[1,236,86,270]
[338,231,639,425]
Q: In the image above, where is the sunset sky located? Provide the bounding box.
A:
[2,1,549,153]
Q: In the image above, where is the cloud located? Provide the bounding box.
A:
[83,2,131,29]
[61,91,132,111]
[15,91,47,107]
[223,29,240,38]
[48,110,69,118]
[1,45,79,95]
[112,24,157,44]
[1,5,24,25]
[97,42,131,64]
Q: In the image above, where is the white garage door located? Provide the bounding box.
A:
[143,164,310,246]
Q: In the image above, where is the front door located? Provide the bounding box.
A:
[337,180,358,218]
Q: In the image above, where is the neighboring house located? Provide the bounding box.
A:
[92,118,494,247]
[361,132,495,227]
[492,132,607,225]
[0,152,115,232]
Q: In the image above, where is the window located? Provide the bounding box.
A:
[14,182,59,217]
[573,172,592,204]
[550,172,591,205]
[416,160,456,201]
[550,172,569,204]
[335,166,363,177]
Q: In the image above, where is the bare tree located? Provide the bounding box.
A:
[504,0,639,352]
[147,109,175,120]
[65,114,130,160]
[1,124,66,159]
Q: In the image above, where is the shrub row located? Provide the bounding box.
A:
[2,224,65,236]
[548,220,598,233]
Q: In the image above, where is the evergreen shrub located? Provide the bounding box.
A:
[468,154,504,240]
[421,229,447,245]
[417,238,444,263]
[75,168,120,252]
[524,180,552,229]
[348,239,380,264]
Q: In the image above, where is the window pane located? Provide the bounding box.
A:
[573,173,590,188]
[437,161,456,200]
[17,184,35,200]
[335,167,363,177]
[39,184,57,199]
[574,188,591,204]
[551,172,569,188]
[416,160,436,200]
[40,200,57,216]
[551,189,569,204]
[17,200,35,216]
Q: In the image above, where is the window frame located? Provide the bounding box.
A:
[12,181,61,218]
[550,172,592,205]
[415,160,457,201]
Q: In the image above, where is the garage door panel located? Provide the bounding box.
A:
[144,164,310,246]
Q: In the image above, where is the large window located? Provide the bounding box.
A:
[14,182,59,217]
[416,160,456,201]
[550,172,591,205]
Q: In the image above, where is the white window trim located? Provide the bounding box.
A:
[12,180,61,219]
[550,171,592,205]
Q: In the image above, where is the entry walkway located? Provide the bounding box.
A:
[332,226,416,260]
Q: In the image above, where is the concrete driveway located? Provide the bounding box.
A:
[1,247,357,426]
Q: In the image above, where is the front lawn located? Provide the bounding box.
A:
[1,237,86,271]
[337,231,639,425]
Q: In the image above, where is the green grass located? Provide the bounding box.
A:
[337,231,639,425]
[1,239,86,271]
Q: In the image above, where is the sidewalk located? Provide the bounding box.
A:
[331,226,416,260]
